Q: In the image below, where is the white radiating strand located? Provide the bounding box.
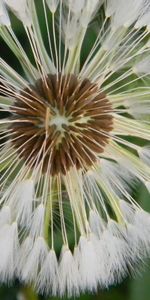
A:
[37,250,58,296]
[108,90,150,109]
[0,222,19,282]
[0,0,10,25]
[58,246,80,297]
[21,237,48,283]
[28,0,56,75]
[5,0,31,26]
[1,27,39,82]
[0,58,29,89]
[30,204,45,239]
[112,116,150,141]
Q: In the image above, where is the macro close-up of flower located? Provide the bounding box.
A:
[0,0,150,299]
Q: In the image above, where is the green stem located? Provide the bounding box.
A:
[44,180,56,248]
[44,192,52,245]
[20,286,39,300]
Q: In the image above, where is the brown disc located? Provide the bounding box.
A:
[10,73,113,175]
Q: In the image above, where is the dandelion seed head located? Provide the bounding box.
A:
[0,0,150,297]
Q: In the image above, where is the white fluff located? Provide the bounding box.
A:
[17,236,34,277]
[0,222,19,282]
[89,210,105,238]
[133,57,150,75]
[126,223,148,269]
[102,220,130,284]
[13,180,34,227]
[100,159,134,197]
[117,203,150,261]
[58,246,80,297]
[105,0,118,17]
[90,234,109,288]
[37,250,58,296]
[128,102,150,119]
[46,0,59,13]
[122,209,150,270]
[0,0,10,25]
[110,0,144,28]
[81,0,102,27]
[0,206,11,227]
[5,0,31,26]
[67,0,85,14]
[135,1,150,28]
[138,146,150,166]
[21,237,48,283]
[119,200,136,223]
[133,210,150,256]
[102,28,125,52]
[62,15,81,48]
[123,224,142,273]
[75,236,99,292]
[30,204,45,239]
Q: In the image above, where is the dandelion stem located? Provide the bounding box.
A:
[44,179,55,248]
[44,193,52,246]
[20,286,39,300]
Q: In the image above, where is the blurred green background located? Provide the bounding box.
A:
[1,3,150,300]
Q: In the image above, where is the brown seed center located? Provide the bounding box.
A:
[10,73,113,175]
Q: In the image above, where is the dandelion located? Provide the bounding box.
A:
[0,0,150,297]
